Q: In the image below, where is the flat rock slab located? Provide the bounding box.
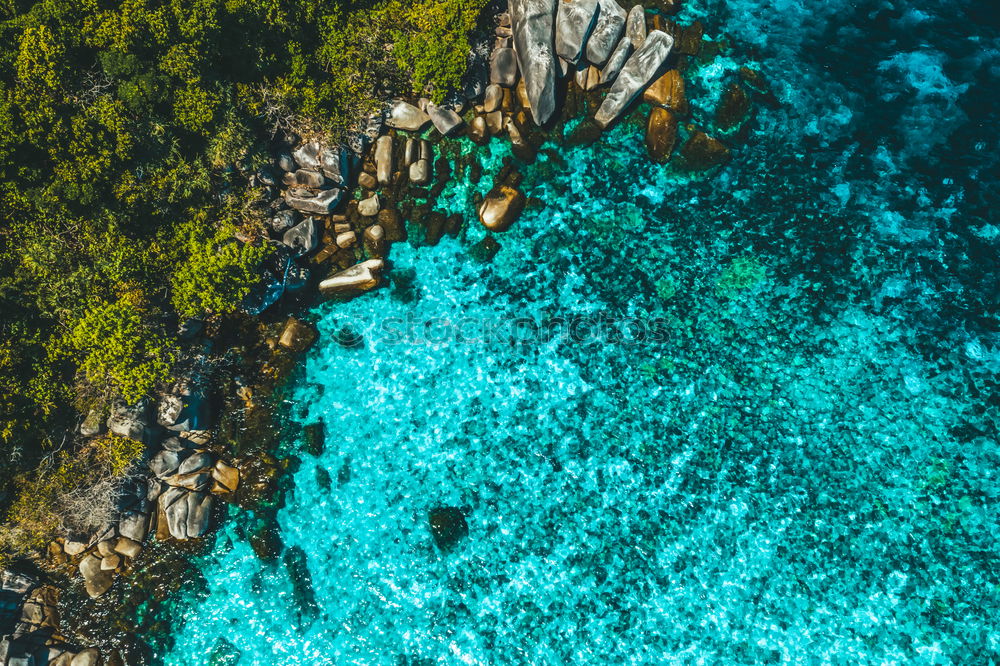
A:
[626,4,646,47]
[385,101,430,132]
[319,259,384,296]
[555,0,600,64]
[426,104,464,136]
[282,217,319,256]
[489,47,519,87]
[586,0,626,66]
[284,188,342,216]
[600,35,631,84]
[595,30,674,127]
[511,0,559,125]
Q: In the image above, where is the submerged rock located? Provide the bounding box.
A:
[429,507,469,551]
[554,0,600,64]
[715,82,752,132]
[478,184,526,232]
[645,107,678,162]
[385,100,430,132]
[510,0,559,125]
[279,317,317,353]
[678,130,731,170]
[586,0,626,66]
[594,30,674,127]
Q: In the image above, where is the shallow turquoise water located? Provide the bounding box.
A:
[152,1,1000,663]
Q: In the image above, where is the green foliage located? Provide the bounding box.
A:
[0,0,489,534]
[2,436,143,554]
[392,0,488,102]
[61,300,176,404]
[169,214,272,319]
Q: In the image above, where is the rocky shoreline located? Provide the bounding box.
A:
[1,0,772,663]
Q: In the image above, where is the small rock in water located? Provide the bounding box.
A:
[646,107,678,162]
[478,184,526,232]
[715,82,752,132]
[428,507,469,551]
[358,171,377,190]
[208,637,241,666]
[319,259,385,296]
[644,68,688,116]
[358,193,380,217]
[409,159,431,185]
[678,130,730,170]
[302,423,325,456]
[279,317,317,352]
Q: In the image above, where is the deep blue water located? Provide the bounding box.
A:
[152,0,999,663]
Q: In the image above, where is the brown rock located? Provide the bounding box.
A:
[644,69,688,116]
[646,107,678,162]
[715,82,751,132]
[478,185,526,233]
[336,231,357,248]
[211,460,240,494]
[679,130,731,170]
[357,171,377,190]
[114,537,142,559]
[377,208,406,242]
[278,317,317,353]
[100,552,121,571]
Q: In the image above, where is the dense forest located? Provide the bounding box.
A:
[0,0,487,559]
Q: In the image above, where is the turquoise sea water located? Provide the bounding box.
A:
[151,1,999,663]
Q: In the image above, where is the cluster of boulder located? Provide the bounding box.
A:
[67,375,242,607]
[0,570,109,666]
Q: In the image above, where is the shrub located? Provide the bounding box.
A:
[2,436,144,554]
[61,300,176,404]
[168,213,271,319]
